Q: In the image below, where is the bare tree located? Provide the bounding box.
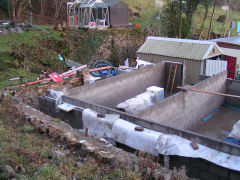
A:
[54,0,67,18]
[207,0,218,39]
[198,0,210,39]
[220,0,231,37]
[9,0,31,19]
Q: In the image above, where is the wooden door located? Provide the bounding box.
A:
[223,55,237,79]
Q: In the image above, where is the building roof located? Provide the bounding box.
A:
[211,36,240,46]
[221,47,240,62]
[79,0,118,8]
[137,37,222,61]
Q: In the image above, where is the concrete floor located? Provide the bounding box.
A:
[192,106,240,140]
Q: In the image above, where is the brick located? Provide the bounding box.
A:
[209,164,229,178]
[200,171,220,180]
[230,171,240,180]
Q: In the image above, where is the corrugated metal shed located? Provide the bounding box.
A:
[137,37,224,85]
[220,47,240,65]
[137,37,222,61]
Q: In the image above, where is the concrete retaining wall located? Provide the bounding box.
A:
[38,96,83,129]
[65,62,166,108]
[139,71,227,130]
[226,79,240,107]
[39,93,240,157]
[167,155,240,180]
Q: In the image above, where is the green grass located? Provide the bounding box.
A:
[0,102,141,180]
[122,0,159,27]
[0,67,39,88]
[0,26,64,89]
[0,30,42,53]
[191,5,240,38]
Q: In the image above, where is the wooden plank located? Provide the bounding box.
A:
[177,86,240,99]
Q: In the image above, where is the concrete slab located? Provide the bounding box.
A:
[192,107,240,140]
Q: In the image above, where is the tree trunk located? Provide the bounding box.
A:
[40,0,44,16]
[16,0,28,18]
[207,0,218,40]
[178,0,183,38]
[199,1,210,39]
[220,0,231,37]
[10,0,16,19]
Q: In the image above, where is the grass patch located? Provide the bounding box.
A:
[0,67,39,88]
[191,5,240,38]
[0,26,65,89]
[0,102,141,180]
[122,0,159,27]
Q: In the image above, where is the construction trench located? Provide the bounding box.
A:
[38,61,240,179]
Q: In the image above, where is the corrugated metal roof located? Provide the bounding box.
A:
[137,37,221,61]
[80,0,118,8]
[211,36,240,46]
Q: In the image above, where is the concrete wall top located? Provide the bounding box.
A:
[139,71,227,130]
[64,62,166,108]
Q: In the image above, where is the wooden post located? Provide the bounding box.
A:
[177,86,240,99]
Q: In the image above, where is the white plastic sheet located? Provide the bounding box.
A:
[82,109,119,138]
[156,134,240,171]
[229,120,240,140]
[50,89,64,108]
[112,119,161,155]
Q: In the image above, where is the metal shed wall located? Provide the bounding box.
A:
[109,1,128,27]
[138,53,202,85]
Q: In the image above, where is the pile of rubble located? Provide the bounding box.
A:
[0,20,49,35]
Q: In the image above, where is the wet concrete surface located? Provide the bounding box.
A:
[192,106,240,140]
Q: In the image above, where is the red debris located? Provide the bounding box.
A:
[135,24,141,28]
[49,72,63,82]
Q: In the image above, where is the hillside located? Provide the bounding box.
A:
[0,26,146,88]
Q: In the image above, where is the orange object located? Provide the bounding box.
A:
[89,66,112,72]
[135,24,141,28]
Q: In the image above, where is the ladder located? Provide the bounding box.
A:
[165,64,178,96]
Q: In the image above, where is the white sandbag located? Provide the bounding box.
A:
[147,86,164,102]
[116,92,155,115]
[82,109,119,139]
[112,119,161,155]
[228,120,240,140]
